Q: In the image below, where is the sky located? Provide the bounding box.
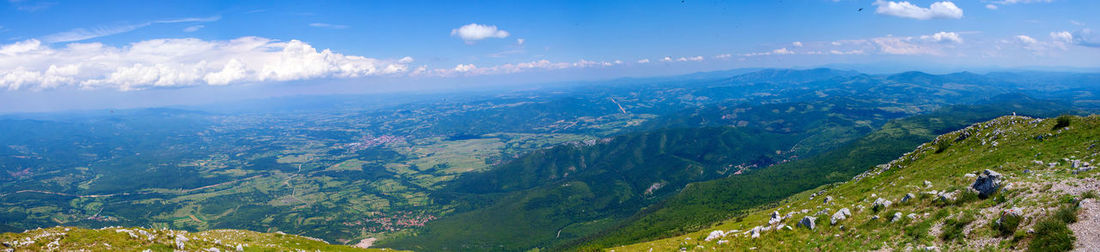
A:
[1,0,1099,113]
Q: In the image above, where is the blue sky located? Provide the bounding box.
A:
[1,0,1099,112]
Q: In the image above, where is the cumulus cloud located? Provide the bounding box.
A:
[1050,29,1100,48]
[920,31,963,43]
[714,53,732,59]
[0,37,411,91]
[985,4,998,10]
[872,0,963,20]
[792,41,803,47]
[1050,31,1073,43]
[661,56,673,62]
[873,36,940,55]
[637,59,650,63]
[451,23,510,43]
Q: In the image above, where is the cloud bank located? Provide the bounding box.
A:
[0,37,411,91]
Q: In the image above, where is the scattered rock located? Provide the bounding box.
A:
[970,169,1003,198]
[824,196,833,204]
[997,208,1023,227]
[924,180,932,188]
[830,208,851,225]
[872,198,892,212]
[705,230,726,241]
[937,191,957,202]
[891,212,903,222]
[768,211,783,225]
[901,193,915,203]
[798,216,817,230]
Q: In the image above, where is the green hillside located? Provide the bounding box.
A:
[615,115,1099,251]
[0,226,401,251]
[573,95,1075,249]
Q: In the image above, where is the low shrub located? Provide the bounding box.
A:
[1052,115,1071,130]
[1028,219,1075,252]
[992,212,1022,237]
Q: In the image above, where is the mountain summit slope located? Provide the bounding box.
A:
[615,115,1099,251]
[0,226,398,251]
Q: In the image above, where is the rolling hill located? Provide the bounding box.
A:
[615,114,1099,251]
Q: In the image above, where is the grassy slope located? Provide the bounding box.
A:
[575,96,1074,249]
[615,115,1099,251]
[0,226,402,251]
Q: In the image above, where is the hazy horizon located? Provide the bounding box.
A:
[2,0,1100,112]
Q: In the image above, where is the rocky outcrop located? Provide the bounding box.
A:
[970,169,1003,198]
[830,208,851,225]
[798,216,816,230]
[705,230,726,241]
[872,198,892,212]
[768,211,783,225]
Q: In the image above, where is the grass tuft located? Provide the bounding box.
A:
[991,212,1022,237]
[940,212,976,242]
[1028,219,1075,252]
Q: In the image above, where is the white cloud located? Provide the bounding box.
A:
[920,31,963,43]
[42,16,221,43]
[309,23,349,29]
[985,4,998,10]
[714,53,732,59]
[427,58,629,77]
[873,36,939,55]
[183,25,204,32]
[0,37,411,91]
[872,0,963,20]
[451,23,510,43]
[1050,31,1073,43]
[792,41,803,47]
[1050,29,1100,48]
[637,59,650,63]
[516,38,525,45]
[743,48,795,57]
[1015,35,1038,44]
[661,56,672,62]
[453,64,477,73]
[829,49,865,55]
